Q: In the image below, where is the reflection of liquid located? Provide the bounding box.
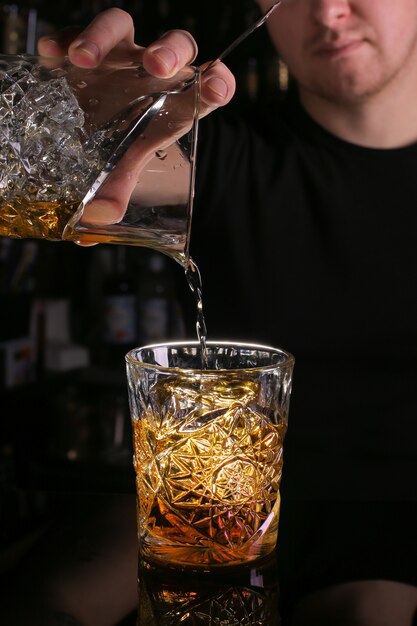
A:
[137,557,281,625]
[132,376,286,569]
[63,201,190,266]
[64,221,188,266]
[0,197,80,239]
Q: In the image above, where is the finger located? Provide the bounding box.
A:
[200,62,236,116]
[82,140,190,230]
[81,85,197,225]
[143,30,198,78]
[37,26,83,57]
[67,8,139,68]
[81,148,147,225]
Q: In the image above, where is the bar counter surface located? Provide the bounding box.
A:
[1,487,417,625]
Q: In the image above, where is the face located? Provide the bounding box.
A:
[257,0,417,105]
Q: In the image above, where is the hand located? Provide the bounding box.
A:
[38,8,235,113]
[37,8,236,230]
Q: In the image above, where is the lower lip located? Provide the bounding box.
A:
[316,40,363,58]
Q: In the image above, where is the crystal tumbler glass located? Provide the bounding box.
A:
[126,341,294,571]
[0,54,200,264]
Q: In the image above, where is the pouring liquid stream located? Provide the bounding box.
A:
[182,1,284,370]
[185,257,209,370]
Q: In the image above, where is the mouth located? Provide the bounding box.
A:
[313,39,364,59]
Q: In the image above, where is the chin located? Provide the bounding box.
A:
[304,70,384,106]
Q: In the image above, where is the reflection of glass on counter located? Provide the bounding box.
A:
[137,556,281,626]
[49,383,132,465]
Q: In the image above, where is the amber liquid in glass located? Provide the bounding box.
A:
[132,376,286,569]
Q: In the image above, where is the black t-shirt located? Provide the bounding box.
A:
[180,90,417,500]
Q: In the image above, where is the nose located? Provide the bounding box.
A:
[310,0,351,28]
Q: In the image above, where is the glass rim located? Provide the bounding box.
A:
[0,53,200,93]
[0,52,200,73]
[125,340,295,375]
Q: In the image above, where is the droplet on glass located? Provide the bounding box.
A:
[77,81,87,89]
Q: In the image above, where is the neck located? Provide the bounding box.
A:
[299,77,417,149]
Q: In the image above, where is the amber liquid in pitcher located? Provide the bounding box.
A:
[0,197,80,240]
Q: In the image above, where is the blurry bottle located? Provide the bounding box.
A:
[0,4,53,55]
[233,56,259,112]
[156,0,171,36]
[278,57,290,93]
[182,11,197,38]
[245,56,259,103]
[0,238,13,295]
[99,390,131,466]
[2,4,26,54]
[265,55,289,96]
[137,251,185,344]
[103,247,137,367]
[49,384,93,462]
[243,0,260,28]
[127,0,145,38]
[142,0,171,40]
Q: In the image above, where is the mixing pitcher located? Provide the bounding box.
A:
[0,54,200,265]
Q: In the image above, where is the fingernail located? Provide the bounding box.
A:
[70,40,100,62]
[149,46,177,72]
[206,76,228,99]
[38,38,60,55]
